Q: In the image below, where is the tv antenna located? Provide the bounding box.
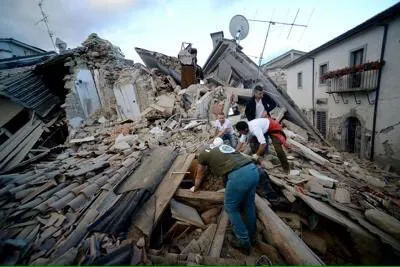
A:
[36,0,57,51]
[246,9,308,77]
[229,15,250,44]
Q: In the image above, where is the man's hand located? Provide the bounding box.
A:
[261,111,268,118]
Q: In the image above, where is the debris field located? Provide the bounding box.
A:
[0,34,400,266]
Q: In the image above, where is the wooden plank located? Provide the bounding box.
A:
[175,189,224,203]
[295,191,382,264]
[132,154,196,236]
[255,194,324,265]
[0,119,40,162]
[2,125,44,171]
[0,122,43,170]
[282,119,308,140]
[223,86,253,97]
[287,138,330,166]
[170,199,206,229]
[329,201,400,254]
[209,211,229,257]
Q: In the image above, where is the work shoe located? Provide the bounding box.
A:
[228,235,251,255]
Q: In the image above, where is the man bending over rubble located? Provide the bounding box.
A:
[236,118,290,173]
[193,137,259,254]
[214,113,236,147]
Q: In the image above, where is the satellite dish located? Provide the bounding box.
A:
[229,15,249,41]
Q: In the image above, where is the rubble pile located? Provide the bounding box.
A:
[135,47,182,77]
[1,34,400,266]
[81,33,131,80]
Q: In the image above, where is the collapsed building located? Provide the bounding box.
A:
[0,33,400,266]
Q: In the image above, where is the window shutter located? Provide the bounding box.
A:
[316,111,327,137]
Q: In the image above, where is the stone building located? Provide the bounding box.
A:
[284,2,400,171]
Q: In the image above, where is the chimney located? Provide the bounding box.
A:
[210,31,224,49]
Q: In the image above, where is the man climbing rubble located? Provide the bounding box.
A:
[192,137,259,254]
[214,112,236,147]
[236,118,290,173]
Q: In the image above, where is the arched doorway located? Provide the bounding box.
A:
[345,117,361,156]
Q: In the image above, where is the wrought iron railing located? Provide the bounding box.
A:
[325,68,379,94]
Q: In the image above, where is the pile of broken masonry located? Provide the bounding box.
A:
[1,34,400,266]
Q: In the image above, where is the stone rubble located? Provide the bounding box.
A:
[0,34,400,266]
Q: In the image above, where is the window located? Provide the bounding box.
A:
[316,111,327,137]
[297,72,302,89]
[350,48,364,88]
[350,48,364,67]
[319,63,328,85]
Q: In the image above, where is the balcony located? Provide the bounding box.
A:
[322,61,383,94]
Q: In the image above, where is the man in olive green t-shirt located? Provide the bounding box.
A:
[193,138,260,253]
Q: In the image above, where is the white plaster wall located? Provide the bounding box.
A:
[286,60,313,110]
[374,16,400,169]
[313,27,384,101]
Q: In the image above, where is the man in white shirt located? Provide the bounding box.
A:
[235,118,289,173]
[215,113,236,147]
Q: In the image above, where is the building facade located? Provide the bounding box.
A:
[285,3,400,170]
[0,38,46,59]
[261,49,305,91]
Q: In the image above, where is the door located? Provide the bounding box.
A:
[75,69,101,118]
[346,117,361,156]
[113,83,141,121]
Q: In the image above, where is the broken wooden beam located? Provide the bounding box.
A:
[148,253,254,265]
[175,189,224,203]
[287,138,330,166]
[131,154,196,237]
[208,211,229,258]
[255,194,324,265]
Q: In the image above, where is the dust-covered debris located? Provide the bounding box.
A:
[1,33,400,266]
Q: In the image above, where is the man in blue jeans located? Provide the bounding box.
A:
[193,138,259,254]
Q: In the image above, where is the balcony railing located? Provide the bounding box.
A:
[325,69,379,94]
[322,61,383,94]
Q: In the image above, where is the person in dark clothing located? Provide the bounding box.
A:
[245,85,277,121]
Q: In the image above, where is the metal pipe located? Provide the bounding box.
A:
[311,57,315,126]
[370,24,388,161]
[257,22,272,78]
[248,19,307,27]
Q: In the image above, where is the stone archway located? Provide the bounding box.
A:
[345,117,362,156]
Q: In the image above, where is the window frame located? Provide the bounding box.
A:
[319,62,329,85]
[297,71,303,89]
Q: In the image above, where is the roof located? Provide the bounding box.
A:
[0,70,60,117]
[0,38,47,53]
[261,49,306,68]
[285,2,400,68]
[0,51,57,70]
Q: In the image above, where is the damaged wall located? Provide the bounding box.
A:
[373,16,400,170]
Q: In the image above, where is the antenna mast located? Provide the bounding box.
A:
[36,0,57,51]
[249,9,308,78]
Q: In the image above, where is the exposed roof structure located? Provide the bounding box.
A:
[0,38,47,53]
[0,52,57,70]
[285,2,400,68]
[0,70,60,117]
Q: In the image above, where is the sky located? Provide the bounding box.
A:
[1,0,398,66]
